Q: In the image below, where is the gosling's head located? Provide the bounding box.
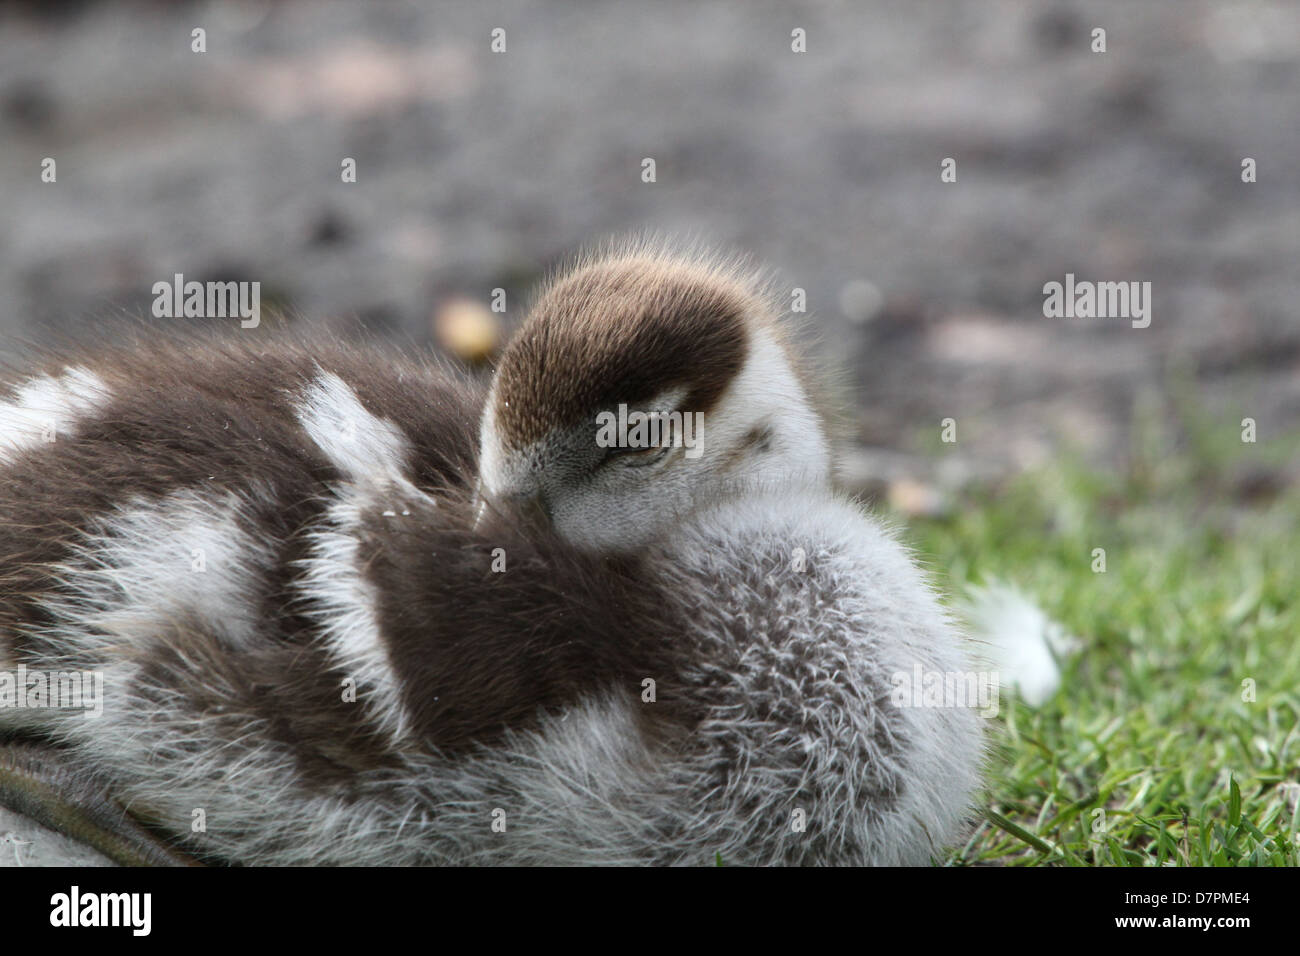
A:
[478,243,831,552]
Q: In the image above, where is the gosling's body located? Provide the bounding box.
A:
[0,246,983,865]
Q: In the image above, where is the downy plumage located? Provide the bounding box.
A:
[0,242,983,865]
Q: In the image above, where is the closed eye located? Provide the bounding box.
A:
[598,443,671,469]
[594,407,683,470]
[618,444,671,468]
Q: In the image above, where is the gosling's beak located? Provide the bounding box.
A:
[472,484,552,531]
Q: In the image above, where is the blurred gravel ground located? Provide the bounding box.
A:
[1,0,1297,491]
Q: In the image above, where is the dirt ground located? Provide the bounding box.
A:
[1,0,1297,496]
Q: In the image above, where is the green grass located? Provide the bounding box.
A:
[903,409,1300,866]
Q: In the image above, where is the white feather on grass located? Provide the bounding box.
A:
[962,582,1078,707]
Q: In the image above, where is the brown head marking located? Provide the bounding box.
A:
[491,253,759,450]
